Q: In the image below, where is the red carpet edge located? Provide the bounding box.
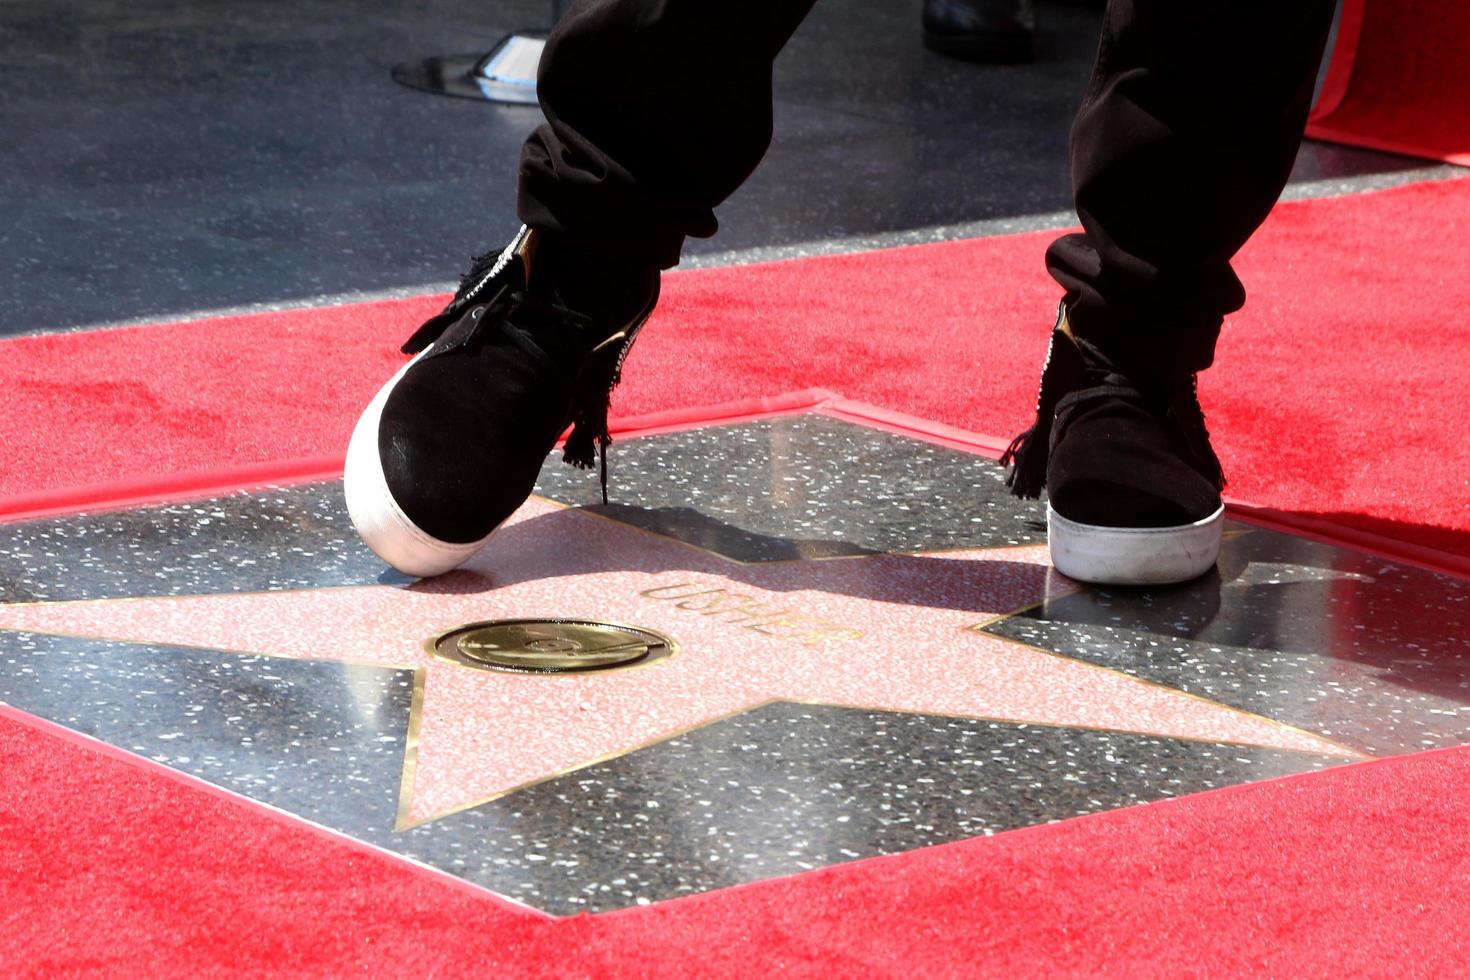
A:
[4,177,1468,569]
[5,697,1470,975]
[4,385,1467,583]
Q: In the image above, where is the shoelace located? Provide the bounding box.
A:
[410,235,654,507]
[424,281,625,504]
[1003,326,1224,498]
[437,284,594,361]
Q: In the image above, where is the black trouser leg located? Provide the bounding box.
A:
[518,0,818,270]
[1046,0,1337,378]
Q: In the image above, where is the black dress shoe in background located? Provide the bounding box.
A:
[922,0,1036,63]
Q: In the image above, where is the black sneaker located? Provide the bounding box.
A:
[1003,305,1226,585]
[344,226,659,577]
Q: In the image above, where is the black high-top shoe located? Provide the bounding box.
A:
[922,0,1036,63]
[1003,305,1226,585]
[344,227,659,577]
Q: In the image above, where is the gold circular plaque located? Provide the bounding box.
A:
[430,619,676,674]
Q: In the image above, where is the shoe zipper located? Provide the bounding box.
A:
[458,226,531,308]
[401,227,535,356]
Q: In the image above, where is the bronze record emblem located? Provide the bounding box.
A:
[431,619,676,674]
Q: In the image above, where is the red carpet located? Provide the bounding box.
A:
[1308,0,1470,165]
[5,178,1470,973]
[3,176,1469,571]
[5,705,1470,975]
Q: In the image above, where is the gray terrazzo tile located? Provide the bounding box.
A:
[1,414,1462,914]
[535,414,1046,560]
[982,526,1470,757]
[0,631,413,837]
[394,702,1341,913]
[3,0,1415,333]
[0,485,406,604]
[0,613,1341,915]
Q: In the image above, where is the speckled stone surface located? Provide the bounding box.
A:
[535,413,1046,560]
[983,527,1470,757]
[0,631,413,837]
[3,495,1346,823]
[391,703,1342,913]
[2,0,1420,333]
[0,486,404,603]
[0,414,1464,914]
[0,624,1344,914]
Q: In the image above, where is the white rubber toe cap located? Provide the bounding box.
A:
[1047,502,1224,586]
[343,354,496,578]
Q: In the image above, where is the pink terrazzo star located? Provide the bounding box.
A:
[0,496,1364,828]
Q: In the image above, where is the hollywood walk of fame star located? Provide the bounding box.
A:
[0,495,1365,830]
